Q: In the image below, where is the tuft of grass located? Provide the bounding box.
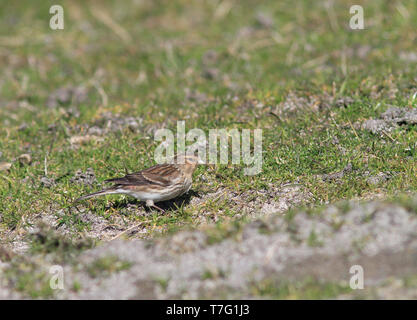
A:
[250,277,352,299]
[29,223,96,263]
[1,0,417,299]
[3,260,54,299]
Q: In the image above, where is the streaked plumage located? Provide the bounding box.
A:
[75,154,203,211]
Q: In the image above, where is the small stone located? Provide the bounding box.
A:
[90,113,144,134]
[202,50,218,64]
[366,172,390,185]
[402,109,417,125]
[356,45,371,59]
[334,96,354,108]
[126,118,140,131]
[184,88,207,103]
[64,107,81,118]
[47,86,88,108]
[361,119,395,134]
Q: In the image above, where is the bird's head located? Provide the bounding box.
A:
[173,153,205,175]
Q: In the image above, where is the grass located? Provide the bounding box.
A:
[0,0,417,299]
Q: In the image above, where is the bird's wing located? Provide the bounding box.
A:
[104,164,180,187]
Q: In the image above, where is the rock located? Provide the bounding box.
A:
[47,86,88,108]
[70,168,97,186]
[202,68,219,80]
[17,154,32,165]
[279,92,309,113]
[64,107,81,118]
[87,126,105,136]
[51,198,417,299]
[255,12,274,28]
[0,162,12,171]
[334,96,354,108]
[0,246,14,261]
[356,45,372,59]
[189,184,312,219]
[3,197,417,299]
[362,107,417,135]
[259,184,312,215]
[202,50,218,65]
[164,231,208,254]
[89,112,144,134]
[69,135,102,145]
[184,88,208,103]
[47,123,57,133]
[366,172,390,185]
[401,109,417,125]
[321,163,353,182]
[381,107,403,120]
[361,119,395,134]
[399,52,417,62]
[18,123,29,131]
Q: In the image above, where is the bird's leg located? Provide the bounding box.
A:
[145,199,165,212]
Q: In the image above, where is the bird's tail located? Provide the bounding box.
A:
[75,188,119,202]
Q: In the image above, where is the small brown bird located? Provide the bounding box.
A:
[75,154,203,211]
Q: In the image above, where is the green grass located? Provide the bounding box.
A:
[29,222,96,263]
[86,255,132,278]
[250,277,352,299]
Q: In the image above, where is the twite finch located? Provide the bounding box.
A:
[75,154,204,211]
